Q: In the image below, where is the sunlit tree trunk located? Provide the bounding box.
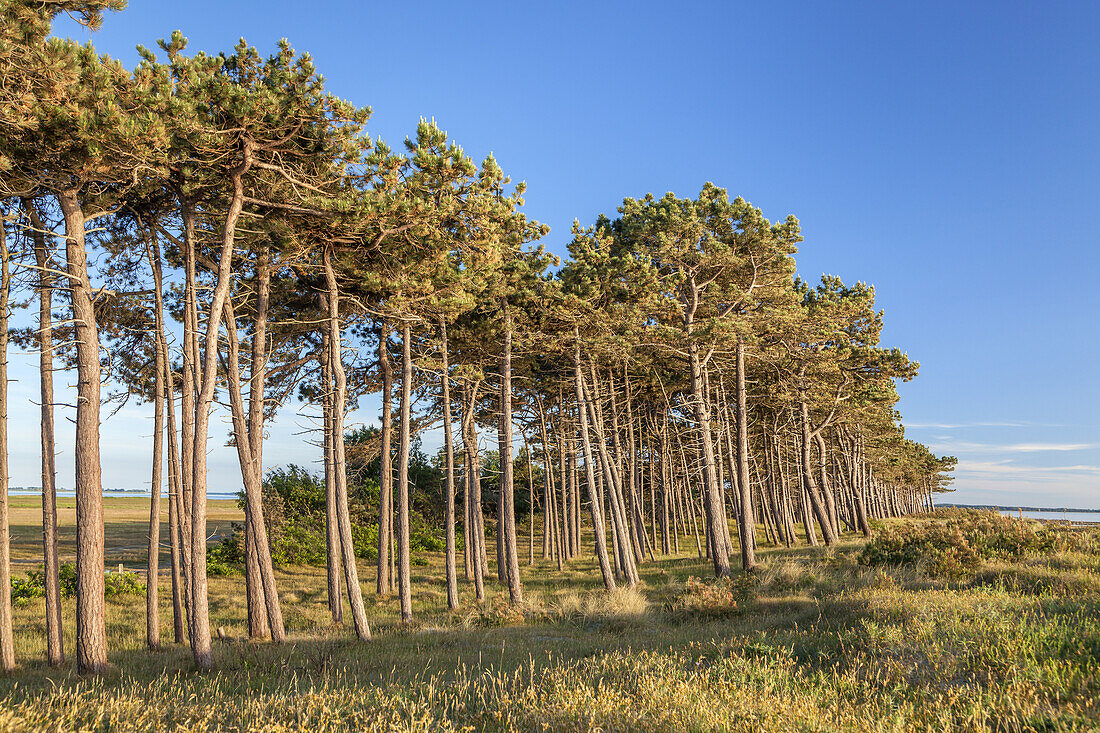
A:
[323,247,370,639]
[439,319,458,610]
[57,189,106,673]
[498,301,522,603]
[27,201,63,665]
[572,327,615,590]
[376,322,394,595]
[0,214,14,672]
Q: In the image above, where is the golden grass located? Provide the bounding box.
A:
[0,502,1097,731]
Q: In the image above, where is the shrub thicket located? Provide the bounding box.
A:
[10,564,145,603]
[207,464,447,574]
[859,510,1096,577]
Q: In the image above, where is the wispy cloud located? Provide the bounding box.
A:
[955,459,1100,478]
[906,421,1034,429]
[927,441,1096,454]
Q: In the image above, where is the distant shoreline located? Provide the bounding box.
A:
[940,502,1100,514]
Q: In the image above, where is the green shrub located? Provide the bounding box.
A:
[352,524,378,560]
[271,522,327,566]
[207,534,243,576]
[859,510,1086,577]
[11,564,144,602]
[104,570,145,597]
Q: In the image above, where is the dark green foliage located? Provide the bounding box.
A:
[10,564,144,602]
[206,536,243,577]
[208,461,447,571]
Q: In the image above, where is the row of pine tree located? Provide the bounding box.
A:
[0,1,955,674]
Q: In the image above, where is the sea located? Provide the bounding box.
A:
[9,487,242,501]
[997,509,1099,524]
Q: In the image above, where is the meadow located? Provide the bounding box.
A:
[0,498,1097,732]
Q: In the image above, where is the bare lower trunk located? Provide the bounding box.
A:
[439,319,458,610]
[572,328,614,590]
[223,301,284,643]
[58,190,106,674]
[145,231,167,652]
[734,342,756,571]
[28,201,63,665]
[324,248,370,639]
[798,401,837,546]
[690,344,730,577]
[376,323,394,595]
[461,383,485,601]
[396,323,414,621]
[498,302,522,603]
[164,383,186,644]
[321,333,342,624]
[0,217,14,671]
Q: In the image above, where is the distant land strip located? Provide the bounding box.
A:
[941,503,1100,513]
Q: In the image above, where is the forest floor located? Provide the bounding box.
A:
[0,498,1097,731]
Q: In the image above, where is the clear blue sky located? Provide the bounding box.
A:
[18,0,1097,508]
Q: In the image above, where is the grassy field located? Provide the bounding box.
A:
[0,498,1097,731]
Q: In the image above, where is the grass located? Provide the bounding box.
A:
[0,500,1097,731]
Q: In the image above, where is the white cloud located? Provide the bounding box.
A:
[928,441,1097,454]
[906,420,1033,429]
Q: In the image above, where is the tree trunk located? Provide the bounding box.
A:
[57,189,106,674]
[320,331,342,624]
[689,343,730,577]
[798,401,837,545]
[222,301,284,642]
[439,319,458,610]
[27,201,63,665]
[572,327,615,590]
[396,322,414,621]
[189,151,254,669]
[734,341,757,571]
[461,382,485,601]
[498,302,523,603]
[376,323,394,595]
[144,231,167,652]
[323,248,371,639]
[0,215,14,672]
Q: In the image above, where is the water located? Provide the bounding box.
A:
[998,509,1100,524]
[9,487,241,502]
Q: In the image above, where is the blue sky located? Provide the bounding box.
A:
[18,0,1097,507]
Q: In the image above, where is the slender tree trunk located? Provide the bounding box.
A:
[177,203,197,634]
[321,333,342,624]
[498,302,522,603]
[816,433,839,536]
[798,401,837,545]
[57,189,106,674]
[689,342,730,577]
[396,323,414,621]
[323,248,371,639]
[734,341,757,571]
[462,382,485,601]
[144,232,167,652]
[439,319,458,610]
[572,327,615,590]
[189,151,254,669]
[0,216,14,672]
[222,301,284,642]
[376,323,394,595]
[27,201,63,665]
[244,246,275,639]
[164,378,186,644]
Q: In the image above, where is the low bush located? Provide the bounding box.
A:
[859,510,1090,577]
[11,564,144,602]
[667,576,742,619]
